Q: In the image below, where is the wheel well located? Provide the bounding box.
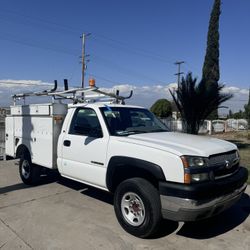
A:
[108,165,160,193]
[16,145,30,159]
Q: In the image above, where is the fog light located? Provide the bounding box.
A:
[191,173,209,182]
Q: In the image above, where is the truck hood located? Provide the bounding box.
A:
[116,132,237,157]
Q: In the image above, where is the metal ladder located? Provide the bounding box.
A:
[12,79,133,105]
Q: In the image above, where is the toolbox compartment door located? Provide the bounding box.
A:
[5,116,15,157]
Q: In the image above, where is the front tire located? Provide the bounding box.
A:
[19,152,41,185]
[114,178,162,238]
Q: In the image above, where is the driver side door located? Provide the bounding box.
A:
[61,107,108,188]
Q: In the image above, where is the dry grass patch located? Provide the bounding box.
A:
[211,131,250,184]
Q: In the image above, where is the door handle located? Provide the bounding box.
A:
[63,140,71,147]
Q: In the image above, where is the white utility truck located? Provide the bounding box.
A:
[5,81,248,238]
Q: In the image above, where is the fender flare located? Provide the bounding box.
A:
[106,156,166,192]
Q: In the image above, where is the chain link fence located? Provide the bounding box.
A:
[161,118,249,134]
[0,113,249,160]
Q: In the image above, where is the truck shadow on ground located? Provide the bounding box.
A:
[58,177,114,205]
[0,172,61,195]
[57,177,250,239]
[176,193,250,239]
[0,183,32,195]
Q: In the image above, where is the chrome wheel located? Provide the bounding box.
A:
[21,160,31,179]
[121,192,145,226]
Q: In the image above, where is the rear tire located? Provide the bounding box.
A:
[19,152,41,185]
[114,178,162,238]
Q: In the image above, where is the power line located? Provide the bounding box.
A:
[185,61,200,76]
[0,31,169,85]
[91,35,174,65]
[0,8,81,35]
[0,31,78,56]
[86,72,125,85]
[91,54,167,84]
[0,8,176,66]
[68,63,81,82]
[94,34,174,64]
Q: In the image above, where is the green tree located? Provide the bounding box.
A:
[233,110,245,119]
[228,109,233,118]
[202,0,221,119]
[170,72,232,134]
[245,106,250,123]
[202,0,221,84]
[150,99,172,118]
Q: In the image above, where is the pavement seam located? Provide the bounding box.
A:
[0,240,8,249]
[0,190,71,210]
[0,189,72,249]
[0,218,33,249]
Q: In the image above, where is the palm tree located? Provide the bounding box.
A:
[170,73,232,134]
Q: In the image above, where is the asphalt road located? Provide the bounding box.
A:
[0,160,250,250]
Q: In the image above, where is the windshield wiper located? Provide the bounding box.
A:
[115,130,147,136]
[114,128,167,136]
[127,130,148,134]
[148,129,168,133]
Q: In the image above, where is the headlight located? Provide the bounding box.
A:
[189,157,206,167]
[181,156,208,168]
[181,156,209,184]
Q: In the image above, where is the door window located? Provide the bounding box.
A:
[69,108,103,137]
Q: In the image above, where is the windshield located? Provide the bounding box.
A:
[100,106,169,136]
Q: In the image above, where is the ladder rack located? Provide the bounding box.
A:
[12,80,133,105]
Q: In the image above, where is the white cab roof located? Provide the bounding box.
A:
[68,102,145,109]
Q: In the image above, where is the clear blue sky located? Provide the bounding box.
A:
[0,0,249,110]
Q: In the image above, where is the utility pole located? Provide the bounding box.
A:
[81,33,91,96]
[174,61,185,88]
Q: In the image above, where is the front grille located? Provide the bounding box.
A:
[209,151,237,166]
[209,150,240,179]
[213,162,239,179]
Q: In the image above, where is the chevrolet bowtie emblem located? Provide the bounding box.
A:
[225,160,232,169]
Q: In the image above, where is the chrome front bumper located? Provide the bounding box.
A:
[160,183,247,221]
